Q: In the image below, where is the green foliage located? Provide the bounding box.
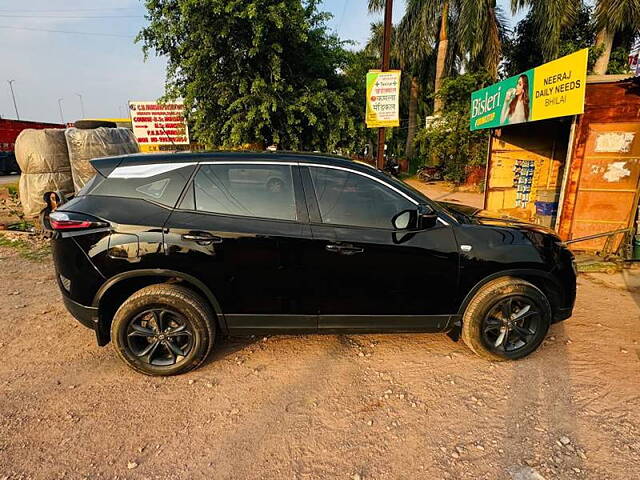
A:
[505,3,639,75]
[503,4,598,76]
[414,73,490,184]
[5,184,18,196]
[0,235,50,262]
[608,45,634,74]
[138,0,363,152]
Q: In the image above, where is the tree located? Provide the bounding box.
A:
[593,0,640,74]
[505,3,637,75]
[138,0,361,152]
[415,73,491,183]
[368,0,504,159]
[373,0,505,113]
[503,4,599,76]
[510,0,581,61]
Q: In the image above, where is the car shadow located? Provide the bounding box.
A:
[202,334,263,365]
[502,321,584,477]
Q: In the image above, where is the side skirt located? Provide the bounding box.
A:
[225,314,455,335]
[319,314,453,333]
[226,314,317,335]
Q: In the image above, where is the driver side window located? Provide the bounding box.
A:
[309,167,414,229]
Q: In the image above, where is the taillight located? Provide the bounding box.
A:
[49,211,108,231]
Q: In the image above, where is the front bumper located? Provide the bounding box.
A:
[62,293,98,330]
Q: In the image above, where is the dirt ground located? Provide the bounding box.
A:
[1,239,639,480]
[405,179,485,209]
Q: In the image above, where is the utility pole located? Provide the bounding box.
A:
[58,98,65,124]
[376,0,393,169]
[75,93,85,118]
[7,80,20,120]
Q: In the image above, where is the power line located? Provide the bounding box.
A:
[0,14,143,19]
[336,0,349,36]
[0,7,139,12]
[0,25,135,38]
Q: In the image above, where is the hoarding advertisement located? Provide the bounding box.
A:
[366,70,401,128]
[129,101,190,152]
[470,49,588,131]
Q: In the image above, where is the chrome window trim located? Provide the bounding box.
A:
[111,159,451,226]
[299,163,419,206]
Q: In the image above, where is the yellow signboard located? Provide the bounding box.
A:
[366,70,401,128]
[530,48,588,121]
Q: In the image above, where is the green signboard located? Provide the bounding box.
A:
[470,49,588,131]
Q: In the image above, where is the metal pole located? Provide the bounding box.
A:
[75,93,85,118]
[376,0,393,170]
[58,98,65,124]
[7,80,20,120]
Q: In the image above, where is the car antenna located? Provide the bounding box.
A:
[159,123,178,151]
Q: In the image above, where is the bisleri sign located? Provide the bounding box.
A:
[470,49,588,131]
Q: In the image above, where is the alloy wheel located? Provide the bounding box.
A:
[481,296,541,354]
[125,308,194,367]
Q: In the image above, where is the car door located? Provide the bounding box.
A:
[163,161,317,334]
[300,164,459,332]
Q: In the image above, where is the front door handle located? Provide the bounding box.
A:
[325,243,364,256]
[181,232,223,245]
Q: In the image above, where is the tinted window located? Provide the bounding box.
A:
[90,165,196,208]
[309,167,414,229]
[193,164,296,221]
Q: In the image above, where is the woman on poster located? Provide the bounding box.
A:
[500,74,530,125]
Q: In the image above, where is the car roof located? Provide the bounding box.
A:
[90,150,379,177]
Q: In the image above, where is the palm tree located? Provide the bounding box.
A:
[512,0,639,74]
[369,0,504,157]
[510,0,580,61]
[593,0,640,74]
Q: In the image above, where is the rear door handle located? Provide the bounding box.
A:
[181,232,223,245]
[325,243,364,256]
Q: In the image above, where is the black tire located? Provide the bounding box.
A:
[461,277,551,361]
[74,120,117,129]
[111,284,215,376]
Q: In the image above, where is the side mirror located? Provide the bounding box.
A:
[392,210,417,230]
[418,206,438,229]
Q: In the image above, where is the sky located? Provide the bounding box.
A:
[0,0,525,124]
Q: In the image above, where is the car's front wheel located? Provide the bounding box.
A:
[461,277,551,361]
[111,284,215,375]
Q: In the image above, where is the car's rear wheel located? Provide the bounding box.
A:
[461,277,551,361]
[111,284,215,375]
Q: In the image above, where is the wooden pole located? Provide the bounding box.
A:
[376,0,393,170]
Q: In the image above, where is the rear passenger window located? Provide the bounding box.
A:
[193,164,296,221]
[90,165,196,208]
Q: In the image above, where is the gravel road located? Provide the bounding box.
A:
[1,245,639,480]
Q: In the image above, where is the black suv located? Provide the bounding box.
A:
[45,152,576,375]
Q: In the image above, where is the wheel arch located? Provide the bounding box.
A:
[456,269,562,320]
[93,269,227,346]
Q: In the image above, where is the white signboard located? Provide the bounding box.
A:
[128,101,190,148]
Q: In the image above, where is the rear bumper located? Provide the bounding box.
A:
[62,293,98,330]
